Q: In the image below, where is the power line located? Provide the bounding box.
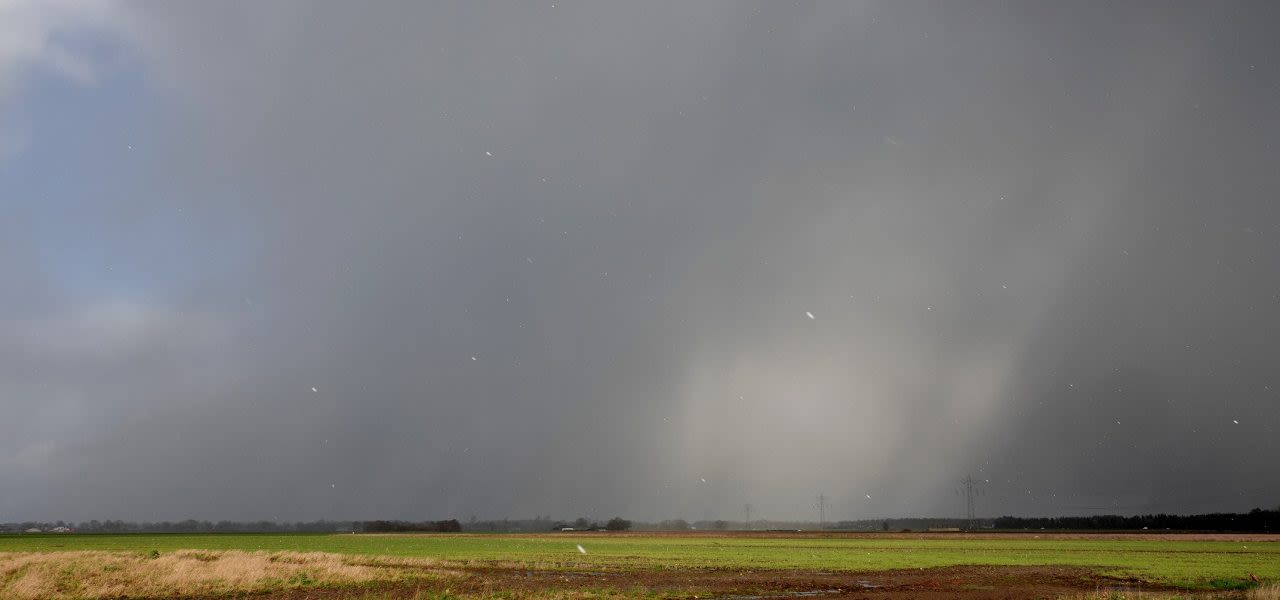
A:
[815,493,829,529]
[961,475,986,531]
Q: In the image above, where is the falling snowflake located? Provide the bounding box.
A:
[865,494,872,499]
[311,387,318,392]
[485,151,493,156]
[471,356,477,361]
[1233,419,1240,424]
[700,478,707,483]
[805,311,815,320]
[577,545,587,554]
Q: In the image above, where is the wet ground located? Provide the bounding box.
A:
[231,564,1190,600]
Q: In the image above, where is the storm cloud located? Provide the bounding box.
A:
[2,1,1278,522]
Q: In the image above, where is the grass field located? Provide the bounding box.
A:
[1,532,1277,599]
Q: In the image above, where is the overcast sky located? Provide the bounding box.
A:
[2,1,1279,523]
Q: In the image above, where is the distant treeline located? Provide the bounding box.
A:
[0,519,458,534]
[463,517,984,532]
[829,518,989,531]
[0,519,357,534]
[993,508,1279,532]
[362,520,462,532]
[4,508,1277,534]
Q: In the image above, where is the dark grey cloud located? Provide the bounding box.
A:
[3,1,1279,522]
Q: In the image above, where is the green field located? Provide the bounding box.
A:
[1,532,1277,590]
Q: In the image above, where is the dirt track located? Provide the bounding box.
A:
[235,564,1193,600]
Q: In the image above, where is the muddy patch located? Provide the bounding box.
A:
[228,564,1189,600]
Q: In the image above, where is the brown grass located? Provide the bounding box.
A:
[1061,594,1213,600]
[1249,585,1280,600]
[1062,588,1266,600]
[0,549,461,599]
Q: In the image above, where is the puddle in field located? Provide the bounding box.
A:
[510,570,878,598]
[716,586,874,600]
[1099,583,1145,596]
[521,571,611,578]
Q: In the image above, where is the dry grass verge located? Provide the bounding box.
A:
[1249,585,1280,600]
[0,549,461,599]
[1062,586,1276,600]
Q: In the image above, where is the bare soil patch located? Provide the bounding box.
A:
[222,564,1192,600]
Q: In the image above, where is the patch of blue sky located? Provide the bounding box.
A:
[2,60,251,310]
